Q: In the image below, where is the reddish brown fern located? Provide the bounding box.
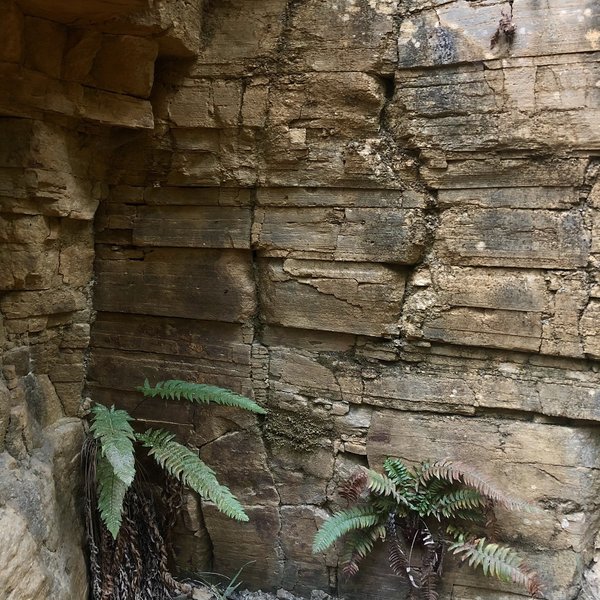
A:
[339,469,369,504]
[419,460,531,512]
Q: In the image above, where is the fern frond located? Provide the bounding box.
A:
[96,454,129,539]
[137,428,248,522]
[432,488,487,518]
[365,468,405,504]
[449,536,543,598]
[383,458,415,492]
[420,460,531,512]
[313,506,380,553]
[138,379,266,414]
[339,470,369,504]
[388,535,410,580]
[90,404,136,486]
[343,523,386,576]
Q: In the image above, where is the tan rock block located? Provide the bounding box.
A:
[421,156,588,190]
[242,82,269,127]
[446,549,582,600]
[96,0,201,59]
[540,272,588,357]
[0,1,23,63]
[59,244,94,287]
[4,316,47,334]
[367,412,600,505]
[171,127,220,151]
[0,507,52,599]
[192,0,285,77]
[257,187,427,209]
[144,186,252,207]
[393,56,600,151]
[90,35,158,98]
[212,80,242,126]
[436,208,589,269]
[95,248,256,322]
[279,505,330,593]
[268,445,334,505]
[92,313,251,368]
[0,245,58,290]
[423,307,542,352]
[432,267,548,312]
[167,151,220,186]
[406,266,559,352]
[23,17,66,78]
[259,259,406,337]
[534,60,599,110]
[363,369,476,414]
[201,428,277,506]
[52,383,83,417]
[253,207,426,263]
[59,323,90,350]
[63,29,102,82]
[0,289,86,319]
[438,187,580,210]
[270,72,384,134]
[133,205,251,249]
[202,504,283,589]
[281,0,396,73]
[0,214,50,244]
[581,300,600,359]
[397,0,600,67]
[268,346,361,404]
[75,86,154,129]
[20,374,65,428]
[167,81,213,127]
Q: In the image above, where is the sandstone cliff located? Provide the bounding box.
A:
[1,1,599,599]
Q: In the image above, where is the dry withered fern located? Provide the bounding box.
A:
[83,436,191,600]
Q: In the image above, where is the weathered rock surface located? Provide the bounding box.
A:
[0,372,86,600]
[3,0,600,599]
[88,0,600,595]
[0,1,205,598]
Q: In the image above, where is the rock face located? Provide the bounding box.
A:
[88,1,600,599]
[0,2,201,599]
[2,0,600,599]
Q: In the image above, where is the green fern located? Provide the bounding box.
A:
[343,523,387,575]
[136,428,249,522]
[90,404,136,486]
[449,535,542,597]
[365,468,405,504]
[383,458,415,492]
[96,454,129,539]
[138,379,267,414]
[315,458,542,598]
[313,506,380,553]
[432,488,487,518]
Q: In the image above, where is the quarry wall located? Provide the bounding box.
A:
[1,1,600,599]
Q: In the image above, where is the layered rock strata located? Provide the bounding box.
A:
[88,1,600,599]
[1,1,600,600]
